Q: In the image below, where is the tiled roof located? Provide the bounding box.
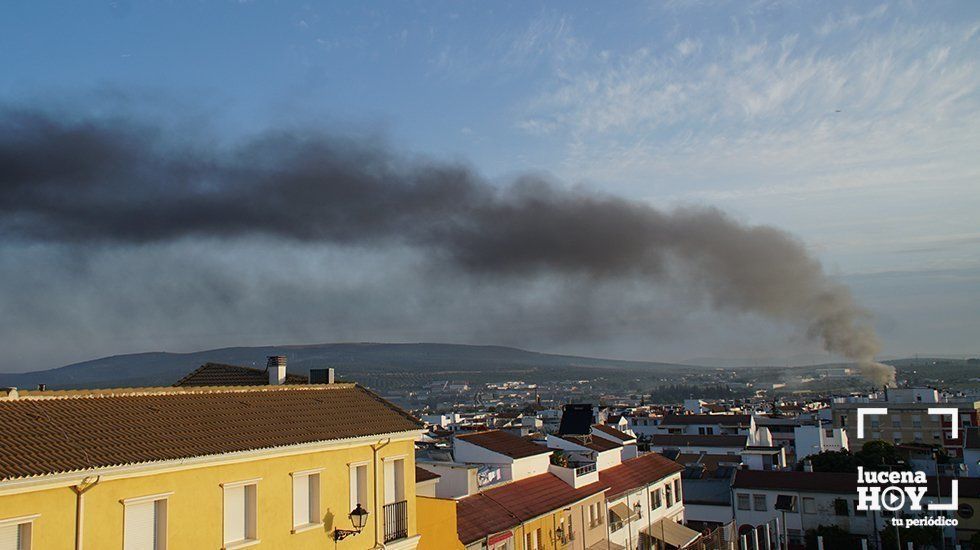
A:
[732,470,858,494]
[598,452,684,498]
[648,434,747,448]
[456,473,607,544]
[456,430,552,459]
[660,414,751,426]
[0,384,422,481]
[558,434,622,452]
[174,362,309,386]
[592,424,635,441]
[415,466,440,483]
[733,470,980,498]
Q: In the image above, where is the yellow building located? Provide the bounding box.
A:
[0,381,425,550]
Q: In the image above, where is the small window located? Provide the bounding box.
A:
[0,515,37,550]
[802,497,816,514]
[223,480,259,546]
[753,494,766,511]
[651,488,662,509]
[665,484,673,507]
[123,494,170,550]
[891,418,901,428]
[384,458,406,504]
[737,494,751,510]
[350,463,369,510]
[292,470,321,530]
[834,498,849,516]
[787,529,802,545]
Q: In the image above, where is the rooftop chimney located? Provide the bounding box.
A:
[0,387,18,400]
[267,356,287,385]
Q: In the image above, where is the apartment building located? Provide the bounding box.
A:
[831,393,980,456]
[0,379,426,550]
[731,470,979,549]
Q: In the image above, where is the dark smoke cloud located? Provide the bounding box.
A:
[0,106,893,383]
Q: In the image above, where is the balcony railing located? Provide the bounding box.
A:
[383,500,408,543]
[574,463,597,476]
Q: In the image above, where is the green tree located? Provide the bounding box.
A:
[802,450,858,473]
[855,441,909,471]
[880,523,941,550]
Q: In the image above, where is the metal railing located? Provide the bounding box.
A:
[574,463,597,476]
[383,500,408,542]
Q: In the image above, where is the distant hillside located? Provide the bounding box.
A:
[0,343,699,390]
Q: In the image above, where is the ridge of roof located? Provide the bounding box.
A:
[8,382,358,401]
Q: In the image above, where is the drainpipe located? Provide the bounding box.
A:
[71,476,100,550]
[372,439,391,549]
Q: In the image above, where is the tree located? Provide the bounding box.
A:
[803,450,858,473]
[855,441,909,471]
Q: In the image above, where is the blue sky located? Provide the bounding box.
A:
[1,1,978,368]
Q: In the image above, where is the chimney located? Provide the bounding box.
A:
[267,356,287,385]
[37,383,46,391]
[0,387,18,400]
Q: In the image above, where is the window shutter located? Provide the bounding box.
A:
[293,474,310,526]
[0,524,20,550]
[384,461,396,504]
[124,501,156,550]
[223,485,246,543]
[350,467,359,510]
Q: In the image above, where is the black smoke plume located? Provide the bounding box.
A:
[0,106,893,383]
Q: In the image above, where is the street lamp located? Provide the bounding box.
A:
[334,503,370,541]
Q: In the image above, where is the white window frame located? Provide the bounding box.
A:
[122,493,172,550]
[383,455,407,505]
[0,514,39,550]
[290,469,323,533]
[349,460,370,511]
[221,478,261,549]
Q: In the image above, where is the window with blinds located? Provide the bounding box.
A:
[0,521,31,550]
[292,471,321,529]
[123,498,167,550]
[223,481,258,545]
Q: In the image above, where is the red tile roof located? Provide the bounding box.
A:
[558,434,623,452]
[456,430,552,459]
[660,414,751,426]
[732,470,858,494]
[648,434,747,448]
[598,452,684,498]
[0,384,422,481]
[174,362,309,386]
[416,466,441,483]
[592,424,635,441]
[456,473,607,544]
[733,470,980,498]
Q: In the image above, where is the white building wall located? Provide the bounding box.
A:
[606,472,685,550]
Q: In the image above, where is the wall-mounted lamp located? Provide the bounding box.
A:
[334,503,369,541]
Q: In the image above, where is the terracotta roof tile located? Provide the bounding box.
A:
[456,474,607,544]
[174,362,309,386]
[456,430,552,459]
[559,434,622,452]
[416,466,440,483]
[592,424,635,441]
[648,434,747,448]
[660,414,751,426]
[0,384,421,481]
[598,453,684,498]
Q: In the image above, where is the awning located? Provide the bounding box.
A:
[587,541,626,550]
[642,519,701,549]
[609,502,632,520]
